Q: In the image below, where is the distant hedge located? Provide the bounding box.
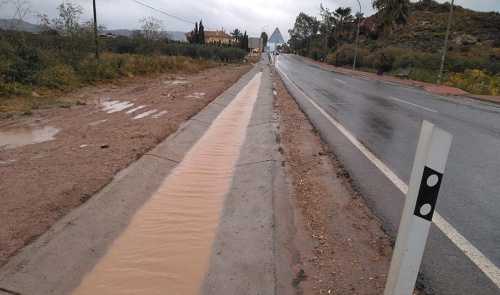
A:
[0,29,247,97]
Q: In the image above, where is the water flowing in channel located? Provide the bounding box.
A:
[72,72,262,295]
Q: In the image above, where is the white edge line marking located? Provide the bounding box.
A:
[277,66,500,288]
[389,96,439,113]
[335,78,347,84]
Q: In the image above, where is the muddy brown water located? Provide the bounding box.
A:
[0,126,60,150]
[72,72,262,295]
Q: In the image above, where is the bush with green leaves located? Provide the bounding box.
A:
[196,46,216,60]
[38,2,95,70]
[215,47,246,62]
[327,44,372,68]
[444,69,500,95]
[36,64,79,91]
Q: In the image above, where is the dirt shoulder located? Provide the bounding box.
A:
[274,73,396,294]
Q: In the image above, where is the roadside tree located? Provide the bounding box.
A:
[332,7,354,49]
[231,28,242,44]
[38,2,98,70]
[371,0,411,74]
[288,12,320,55]
[260,31,268,51]
[240,30,248,50]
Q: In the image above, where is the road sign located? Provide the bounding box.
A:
[248,37,262,49]
[268,28,284,44]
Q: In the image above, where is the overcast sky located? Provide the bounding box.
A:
[2,0,498,40]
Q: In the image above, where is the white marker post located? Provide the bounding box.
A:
[385,120,453,295]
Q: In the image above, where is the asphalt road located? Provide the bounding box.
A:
[276,54,500,294]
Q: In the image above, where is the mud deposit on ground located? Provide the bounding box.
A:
[274,74,395,294]
[0,63,251,266]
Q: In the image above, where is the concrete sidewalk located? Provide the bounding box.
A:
[0,61,281,294]
[300,56,500,105]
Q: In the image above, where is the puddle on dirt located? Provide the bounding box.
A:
[132,109,158,120]
[100,100,134,113]
[162,77,189,85]
[88,119,108,127]
[152,110,168,118]
[72,72,262,295]
[0,126,60,150]
[126,105,147,114]
[186,92,206,99]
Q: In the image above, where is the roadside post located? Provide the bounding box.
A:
[384,120,453,295]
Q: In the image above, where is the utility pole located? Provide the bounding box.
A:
[93,0,99,59]
[353,0,361,70]
[437,0,454,85]
[323,21,329,63]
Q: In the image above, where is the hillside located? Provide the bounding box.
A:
[0,19,186,41]
[361,1,500,54]
[0,19,39,32]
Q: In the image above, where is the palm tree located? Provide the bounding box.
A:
[371,0,411,74]
[332,7,354,49]
[231,28,242,43]
[372,0,410,34]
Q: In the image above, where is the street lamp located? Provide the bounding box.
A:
[437,0,454,85]
[323,21,330,63]
[353,0,361,70]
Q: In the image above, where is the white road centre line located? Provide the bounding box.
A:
[389,96,439,113]
[277,66,500,288]
[335,78,347,84]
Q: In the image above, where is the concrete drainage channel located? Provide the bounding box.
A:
[0,62,282,295]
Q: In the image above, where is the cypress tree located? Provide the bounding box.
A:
[189,22,198,44]
[199,19,205,45]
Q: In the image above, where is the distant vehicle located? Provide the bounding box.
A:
[252,48,261,53]
[274,50,280,55]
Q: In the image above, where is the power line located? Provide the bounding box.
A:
[130,0,195,24]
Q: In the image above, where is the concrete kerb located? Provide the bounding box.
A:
[467,95,500,106]
[306,61,427,92]
[0,64,263,295]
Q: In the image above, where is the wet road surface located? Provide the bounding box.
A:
[276,54,500,294]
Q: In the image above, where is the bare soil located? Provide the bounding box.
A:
[274,74,396,294]
[0,63,251,267]
[1,57,401,294]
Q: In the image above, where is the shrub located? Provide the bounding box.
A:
[36,64,79,91]
[215,47,246,62]
[196,46,215,60]
[328,44,355,66]
[0,42,45,85]
[391,50,441,71]
[444,69,500,95]
[79,55,123,83]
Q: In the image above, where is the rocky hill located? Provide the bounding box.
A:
[0,19,186,41]
[361,1,500,55]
